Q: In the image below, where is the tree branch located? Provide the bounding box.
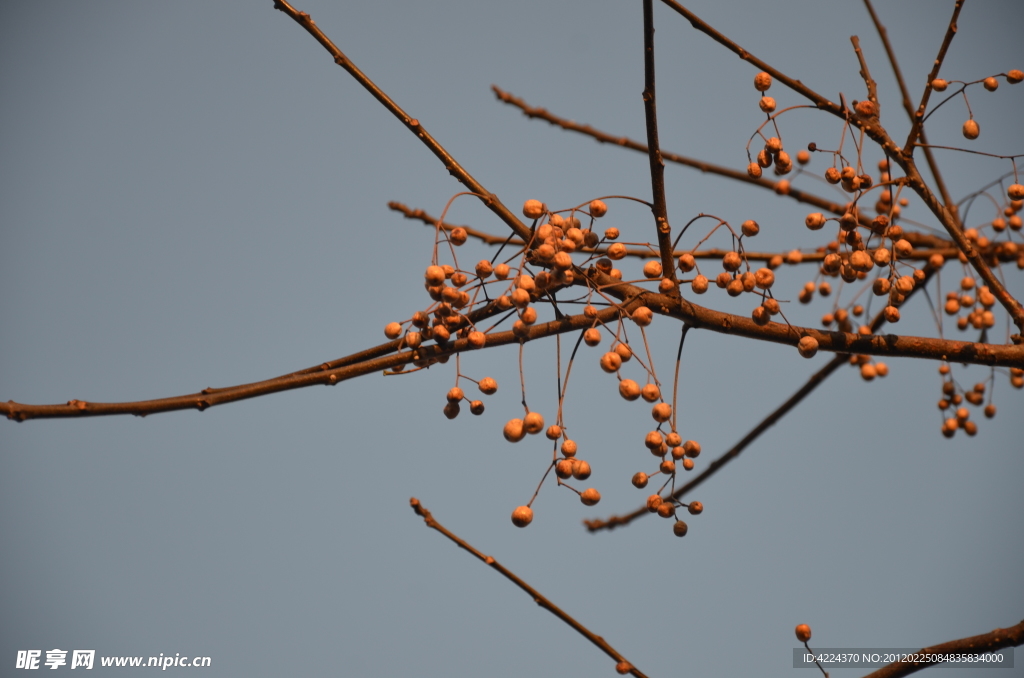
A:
[860,618,1024,678]
[272,0,533,243]
[641,0,679,288]
[409,498,648,678]
[861,0,955,214]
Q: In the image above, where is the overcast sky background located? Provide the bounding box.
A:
[2,1,1022,676]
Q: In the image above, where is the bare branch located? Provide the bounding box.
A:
[409,498,649,678]
[906,0,966,152]
[272,0,533,242]
[850,36,878,105]
[641,0,679,288]
[861,0,955,214]
[491,86,885,231]
[390,201,965,263]
[585,351,846,532]
[860,618,1024,678]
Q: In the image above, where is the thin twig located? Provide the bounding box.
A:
[391,200,962,262]
[861,0,955,214]
[585,266,947,532]
[905,0,965,152]
[641,0,679,288]
[491,87,884,231]
[272,0,533,243]
[408,498,648,678]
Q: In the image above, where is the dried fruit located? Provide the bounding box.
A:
[754,71,773,91]
[523,412,545,434]
[600,352,623,373]
[523,199,544,219]
[742,220,760,237]
[963,119,980,139]
[503,418,526,442]
[983,76,999,92]
[759,96,776,113]
[795,624,812,643]
[589,199,608,217]
[511,506,533,527]
[931,78,948,92]
[641,384,661,402]
[580,488,601,506]
[672,520,689,537]
[797,336,819,358]
[619,379,641,401]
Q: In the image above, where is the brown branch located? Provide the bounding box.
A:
[491,86,886,231]
[585,265,937,532]
[652,0,1023,332]
[408,498,648,678]
[861,0,955,214]
[641,0,679,287]
[860,618,1024,678]
[906,0,965,152]
[390,201,965,263]
[272,0,533,243]
[850,36,878,106]
[585,351,846,532]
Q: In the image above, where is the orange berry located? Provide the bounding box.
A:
[641,384,661,402]
[963,119,980,139]
[931,78,948,92]
[446,387,464,403]
[796,150,811,165]
[580,488,601,506]
[555,459,574,479]
[687,501,703,515]
[795,624,812,643]
[607,243,627,260]
[583,327,602,347]
[589,199,608,218]
[747,162,763,179]
[560,439,578,457]
[681,458,695,471]
[759,96,776,113]
[754,71,772,91]
[503,418,525,442]
[742,220,760,237]
[619,379,641,401]
[443,402,460,419]
[672,520,689,537]
[571,460,592,480]
[691,275,709,294]
[384,322,403,339]
[523,412,545,434]
[511,506,534,527]
[631,307,653,327]
[983,76,999,92]
[797,336,819,358]
[614,343,633,362]
[467,331,486,349]
[643,260,663,279]
[615,661,634,675]
[659,459,675,474]
[523,199,544,219]
[652,402,672,422]
[546,425,562,440]
[1008,184,1024,201]
[646,494,663,512]
[478,377,498,395]
[600,352,622,373]
[683,440,701,458]
[469,400,485,415]
[1008,70,1024,84]
[632,472,649,489]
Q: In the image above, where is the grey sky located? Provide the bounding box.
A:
[2,1,1022,676]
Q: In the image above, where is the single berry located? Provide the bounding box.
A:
[511,506,533,528]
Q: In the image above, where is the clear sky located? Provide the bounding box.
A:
[2,1,1021,676]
